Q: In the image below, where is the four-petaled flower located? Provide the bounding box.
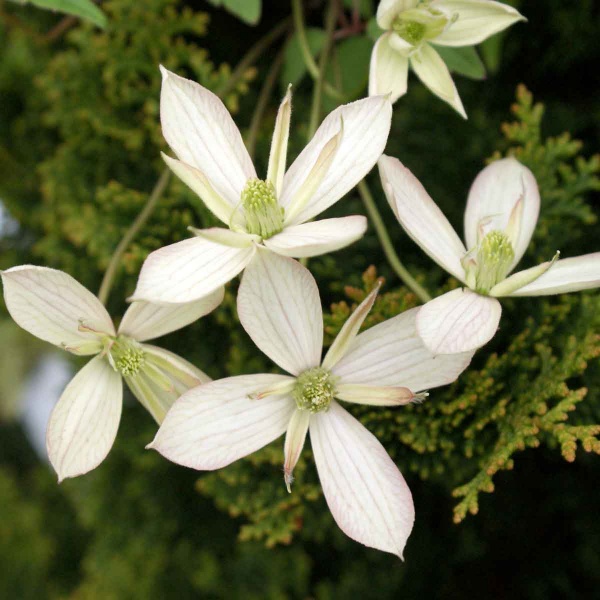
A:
[379,156,600,354]
[369,0,525,116]
[130,67,392,305]
[148,250,473,557]
[1,266,223,481]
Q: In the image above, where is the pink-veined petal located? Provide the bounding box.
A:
[237,249,323,376]
[310,401,414,558]
[508,253,600,297]
[267,86,292,198]
[433,0,525,47]
[159,67,256,206]
[416,288,502,353]
[283,409,310,492]
[148,374,296,470]
[377,0,419,29]
[130,237,256,304]
[379,155,467,282]
[332,306,473,389]
[464,158,540,270]
[280,96,392,225]
[1,265,114,354]
[119,289,223,342]
[263,216,367,258]
[47,355,122,482]
[369,33,409,103]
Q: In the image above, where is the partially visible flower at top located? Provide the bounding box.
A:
[369,0,525,117]
[130,67,392,305]
[379,156,600,354]
[1,266,223,481]
[148,250,474,557]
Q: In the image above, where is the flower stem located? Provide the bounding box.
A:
[357,179,432,303]
[97,169,171,305]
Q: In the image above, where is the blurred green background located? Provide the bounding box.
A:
[0,0,599,597]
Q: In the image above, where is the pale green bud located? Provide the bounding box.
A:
[475,230,515,294]
[241,178,284,239]
[293,367,337,414]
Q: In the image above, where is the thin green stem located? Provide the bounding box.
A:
[357,179,432,303]
[215,17,291,99]
[291,0,346,102]
[245,48,285,159]
[98,169,171,305]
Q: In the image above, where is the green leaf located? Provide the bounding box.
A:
[434,45,486,80]
[480,33,504,74]
[342,0,373,18]
[281,28,326,91]
[26,0,107,28]
[366,16,384,42]
[207,0,261,25]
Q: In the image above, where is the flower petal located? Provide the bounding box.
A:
[283,409,310,492]
[369,33,409,103]
[322,283,380,371]
[148,374,296,470]
[161,153,235,225]
[332,306,473,389]
[280,96,392,224]
[379,155,467,282]
[377,0,419,29]
[336,383,418,406]
[47,355,122,482]
[159,66,256,206]
[433,0,525,47]
[1,266,114,354]
[119,290,224,342]
[416,288,502,353]
[126,344,210,424]
[310,401,414,558]
[464,158,540,270]
[263,216,367,259]
[131,237,256,304]
[237,250,323,375]
[189,227,258,248]
[410,44,467,118]
[508,253,600,297]
[267,86,292,198]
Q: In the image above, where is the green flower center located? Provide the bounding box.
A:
[292,367,337,414]
[392,6,449,46]
[110,336,146,376]
[474,230,515,294]
[241,178,284,239]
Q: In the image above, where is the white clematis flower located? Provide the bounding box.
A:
[148,250,473,557]
[379,155,600,354]
[369,0,525,116]
[130,67,392,305]
[1,265,222,481]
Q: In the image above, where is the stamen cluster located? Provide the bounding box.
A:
[292,367,337,414]
[241,178,284,239]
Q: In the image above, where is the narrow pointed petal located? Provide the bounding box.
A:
[119,291,223,342]
[311,401,414,558]
[267,87,292,198]
[280,96,392,224]
[131,237,256,304]
[464,158,540,270]
[410,44,467,119]
[47,356,122,481]
[161,153,234,225]
[489,253,559,297]
[433,0,525,47]
[159,67,256,206]
[507,253,600,297]
[332,306,473,390]
[148,374,296,470]
[237,250,323,376]
[1,266,114,354]
[336,383,419,406]
[321,284,380,371]
[377,0,419,28]
[189,227,258,247]
[126,344,210,424]
[379,155,467,282]
[416,288,502,353]
[264,216,367,259]
[283,409,310,492]
[369,33,409,103]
